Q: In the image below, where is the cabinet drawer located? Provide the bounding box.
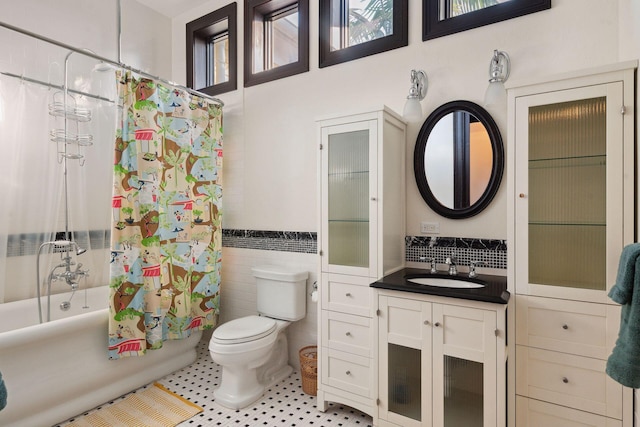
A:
[322,273,372,317]
[516,346,622,419]
[516,396,622,427]
[516,296,620,359]
[322,310,373,357]
[321,348,372,398]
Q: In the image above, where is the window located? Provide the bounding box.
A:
[319,0,408,68]
[244,0,309,87]
[423,0,551,41]
[187,3,238,96]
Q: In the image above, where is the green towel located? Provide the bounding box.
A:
[606,243,640,387]
[0,371,6,411]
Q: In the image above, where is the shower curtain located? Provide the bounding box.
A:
[108,71,222,359]
[0,69,113,305]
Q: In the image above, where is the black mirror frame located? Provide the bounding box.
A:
[414,100,504,219]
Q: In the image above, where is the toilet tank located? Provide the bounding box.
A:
[252,265,308,321]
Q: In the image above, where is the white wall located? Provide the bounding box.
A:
[172,0,628,240]
[0,0,171,77]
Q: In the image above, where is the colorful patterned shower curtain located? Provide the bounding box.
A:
[108,71,222,359]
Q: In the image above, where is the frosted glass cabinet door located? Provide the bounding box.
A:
[321,120,377,277]
[432,304,497,427]
[514,83,625,302]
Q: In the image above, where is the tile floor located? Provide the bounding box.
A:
[58,338,373,427]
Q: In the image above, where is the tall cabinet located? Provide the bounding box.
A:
[317,106,406,418]
[507,62,637,427]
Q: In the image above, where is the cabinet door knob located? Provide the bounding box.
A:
[434,322,441,327]
[423,320,430,325]
[371,197,377,201]
[346,370,351,376]
[345,331,351,337]
[562,377,569,384]
[562,324,569,330]
[519,193,526,198]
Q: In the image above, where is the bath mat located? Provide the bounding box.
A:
[66,382,202,427]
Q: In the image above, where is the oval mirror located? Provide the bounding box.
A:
[414,100,504,219]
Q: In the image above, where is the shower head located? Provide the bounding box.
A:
[52,240,86,256]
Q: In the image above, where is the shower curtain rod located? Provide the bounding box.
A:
[0,70,114,103]
[0,20,224,107]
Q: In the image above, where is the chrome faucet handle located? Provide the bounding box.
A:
[430,258,437,274]
[445,253,457,276]
[419,257,438,274]
[469,261,486,278]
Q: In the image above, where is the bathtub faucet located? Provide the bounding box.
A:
[37,240,88,323]
[52,261,89,289]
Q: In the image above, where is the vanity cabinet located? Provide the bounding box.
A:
[376,290,507,427]
[508,62,637,426]
[317,107,406,417]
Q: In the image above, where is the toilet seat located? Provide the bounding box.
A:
[212,315,277,345]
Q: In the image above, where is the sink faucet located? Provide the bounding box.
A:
[445,253,457,275]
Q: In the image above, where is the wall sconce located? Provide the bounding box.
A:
[403,69,427,121]
[484,50,510,108]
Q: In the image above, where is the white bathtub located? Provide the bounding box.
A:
[0,286,202,426]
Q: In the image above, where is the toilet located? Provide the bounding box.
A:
[209,265,308,409]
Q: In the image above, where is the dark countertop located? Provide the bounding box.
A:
[370,267,510,304]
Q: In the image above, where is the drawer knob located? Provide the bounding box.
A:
[562,324,569,330]
[434,322,441,327]
[346,370,351,376]
[345,292,352,297]
[345,332,351,337]
[562,377,569,384]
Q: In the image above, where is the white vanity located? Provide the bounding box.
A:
[372,270,508,427]
[316,106,509,426]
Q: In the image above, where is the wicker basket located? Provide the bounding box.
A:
[299,345,318,396]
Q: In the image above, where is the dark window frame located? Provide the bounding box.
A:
[186,3,238,96]
[244,0,309,87]
[319,0,408,69]
[423,0,551,41]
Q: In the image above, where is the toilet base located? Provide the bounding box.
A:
[213,364,264,409]
[212,326,293,409]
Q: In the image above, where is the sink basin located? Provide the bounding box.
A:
[407,277,485,289]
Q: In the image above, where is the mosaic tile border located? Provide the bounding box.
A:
[406,236,507,270]
[222,229,318,254]
[6,229,506,269]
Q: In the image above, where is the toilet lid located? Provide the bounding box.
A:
[212,315,277,344]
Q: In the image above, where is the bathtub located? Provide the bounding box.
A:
[0,285,202,427]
